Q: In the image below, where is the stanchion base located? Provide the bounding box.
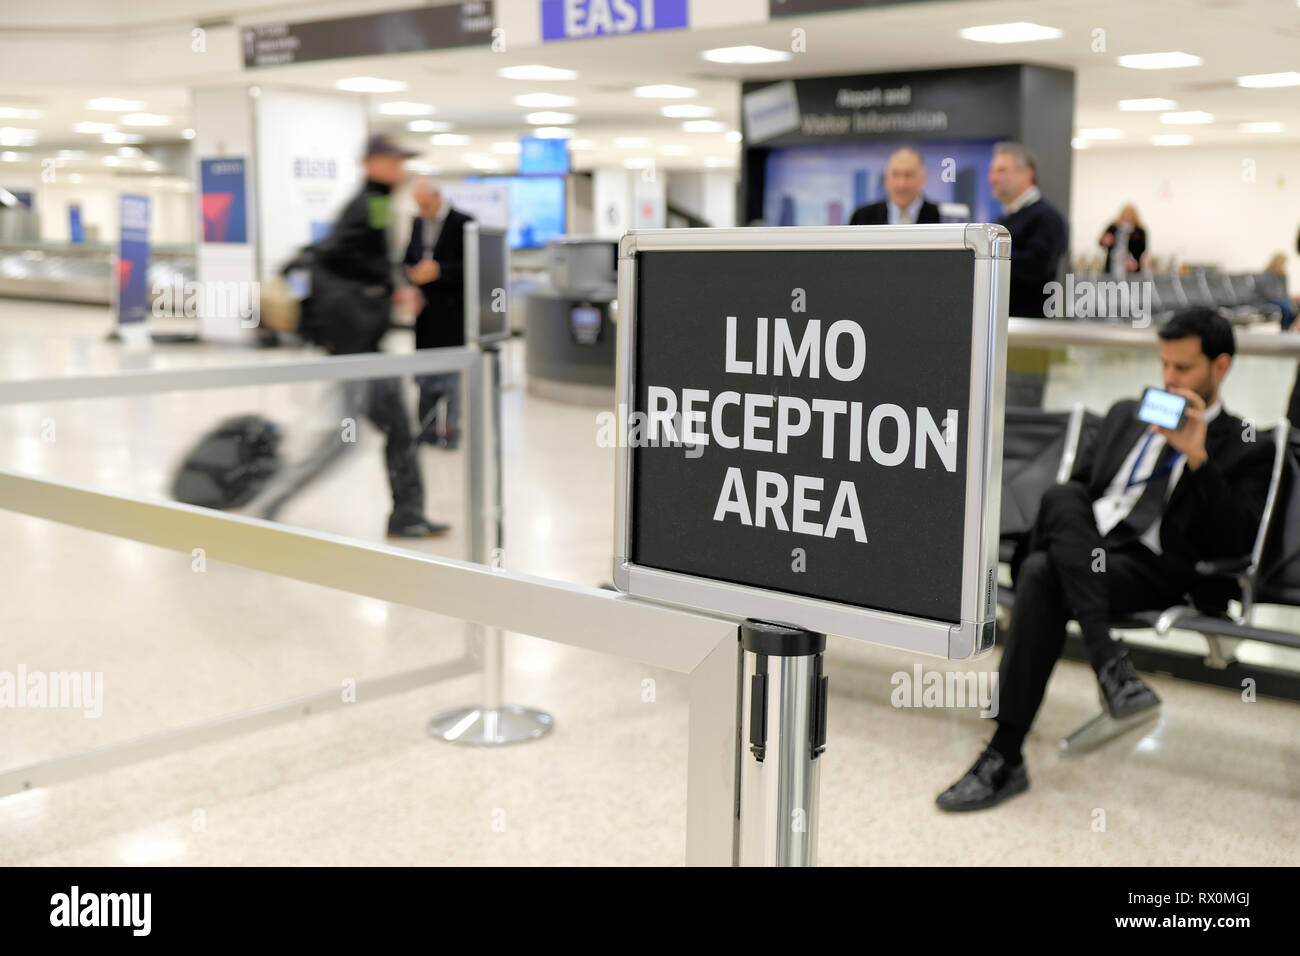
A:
[428,706,554,745]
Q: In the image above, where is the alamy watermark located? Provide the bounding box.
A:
[0,665,103,718]
[595,404,705,458]
[1042,275,1153,328]
[890,663,998,717]
[152,273,260,328]
[50,886,150,935]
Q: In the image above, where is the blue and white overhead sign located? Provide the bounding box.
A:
[541,0,687,41]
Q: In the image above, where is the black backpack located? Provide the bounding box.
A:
[172,415,282,510]
[282,244,390,356]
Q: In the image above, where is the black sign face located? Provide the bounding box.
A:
[629,248,974,623]
[242,2,494,68]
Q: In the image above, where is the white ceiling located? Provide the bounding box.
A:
[3,0,1299,176]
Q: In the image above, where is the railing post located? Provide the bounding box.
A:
[736,621,827,867]
[429,345,554,745]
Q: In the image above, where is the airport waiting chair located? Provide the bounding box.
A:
[1213,274,1246,308]
[1128,274,1167,325]
[1223,274,1284,324]
[996,421,1293,754]
[1151,275,1188,315]
[1137,273,1175,325]
[1176,271,1274,326]
[998,404,1097,564]
[1228,273,1256,301]
[1107,420,1297,648]
[1176,272,1217,310]
[1209,273,1263,324]
[1055,421,1293,752]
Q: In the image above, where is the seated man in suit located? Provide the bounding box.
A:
[938,308,1273,811]
[849,147,940,225]
[404,178,473,449]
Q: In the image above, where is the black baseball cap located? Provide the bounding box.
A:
[365,133,418,159]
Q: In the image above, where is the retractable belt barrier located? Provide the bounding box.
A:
[2,219,1024,865]
[0,348,743,865]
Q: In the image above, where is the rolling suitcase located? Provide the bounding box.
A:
[172,414,283,510]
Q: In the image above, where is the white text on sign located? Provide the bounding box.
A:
[642,315,959,545]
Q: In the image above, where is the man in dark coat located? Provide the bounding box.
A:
[848,147,941,226]
[264,134,450,538]
[403,178,473,449]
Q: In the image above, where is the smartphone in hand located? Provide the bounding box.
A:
[1137,387,1188,431]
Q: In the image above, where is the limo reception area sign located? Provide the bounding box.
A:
[612,224,1009,659]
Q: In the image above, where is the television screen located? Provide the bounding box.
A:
[570,305,601,345]
[762,139,999,226]
[469,175,566,249]
[519,137,570,175]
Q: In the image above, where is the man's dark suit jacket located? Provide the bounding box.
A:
[998,197,1068,318]
[848,199,941,225]
[1062,398,1274,612]
[403,207,472,350]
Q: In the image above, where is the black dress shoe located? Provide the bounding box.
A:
[386,515,451,538]
[1097,651,1160,720]
[936,748,1030,812]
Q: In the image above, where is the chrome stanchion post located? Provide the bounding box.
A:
[737,620,828,866]
[429,346,554,745]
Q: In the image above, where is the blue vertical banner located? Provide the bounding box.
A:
[199,157,249,243]
[68,204,84,243]
[117,194,151,326]
[541,0,687,40]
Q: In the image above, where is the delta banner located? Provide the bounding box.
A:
[200,158,249,244]
[117,194,151,326]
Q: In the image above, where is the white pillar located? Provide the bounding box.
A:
[190,85,367,343]
[592,166,666,238]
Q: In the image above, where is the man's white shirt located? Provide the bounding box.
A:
[1092,400,1221,553]
[889,196,925,225]
[420,203,451,259]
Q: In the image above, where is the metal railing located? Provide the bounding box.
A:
[0,347,745,866]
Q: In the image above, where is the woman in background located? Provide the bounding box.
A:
[1258,252,1295,331]
[1099,204,1147,276]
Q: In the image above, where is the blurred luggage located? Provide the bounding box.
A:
[172,414,283,510]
